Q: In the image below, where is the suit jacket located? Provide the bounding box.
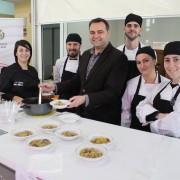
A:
[57,43,128,125]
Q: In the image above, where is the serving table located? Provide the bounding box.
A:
[0,111,180,180]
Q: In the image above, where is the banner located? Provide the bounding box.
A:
[0,18,24,71]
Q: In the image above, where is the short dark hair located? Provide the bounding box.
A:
[14,40,32,64]
[89,17,110,31]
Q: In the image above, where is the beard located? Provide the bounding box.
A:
[125,32,140,41]
[68,50,79,58]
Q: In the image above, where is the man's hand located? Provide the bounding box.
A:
[68,95,86,108]
[39,82,55,93]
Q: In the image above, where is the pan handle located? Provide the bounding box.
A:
[20,104,31,109]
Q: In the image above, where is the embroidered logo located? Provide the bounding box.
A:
[13,81,24,87]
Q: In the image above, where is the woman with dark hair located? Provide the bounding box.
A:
[0,40,39,103]
[121,46,169,131]
[136,41,180,137]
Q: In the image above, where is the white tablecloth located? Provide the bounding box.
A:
[0,111,180,180]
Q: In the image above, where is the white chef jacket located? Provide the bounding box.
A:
[136,81,180,137]
[117,43,144,61]
[121,74,169,127]
[54,56,79,82]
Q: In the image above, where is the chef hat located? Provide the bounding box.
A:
[125,13,143,27]
[164,41,180,56]
[136,46,156,60]
[66,33,82,44]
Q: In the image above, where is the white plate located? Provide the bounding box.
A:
[55,128,80,141]
[40,121,60,133]
[76,144,107,162]
[42,92,53,96]
[26,135,54,151]
[88,134,113,149]
[12,129,35,141]
[50,99,70,109]
[58,113,80,123]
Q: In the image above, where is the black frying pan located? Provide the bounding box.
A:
[22,97,52,115]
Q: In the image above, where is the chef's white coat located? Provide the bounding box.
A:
[54,56,79,82]
[136,81,180,137]
[121,74,169,127]
[117,43,144,61]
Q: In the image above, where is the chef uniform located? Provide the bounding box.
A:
[136,41,180,137]
[122,42,143,80]
[54,33,81,99]
[117,13,144,80]
[54,56,80,99]
[0,63,39,100]
[121,46,169,131]
[121,73,168,130]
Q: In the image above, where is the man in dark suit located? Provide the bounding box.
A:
[41,18,128,125]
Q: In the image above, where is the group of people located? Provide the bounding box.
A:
[0,13,180,138]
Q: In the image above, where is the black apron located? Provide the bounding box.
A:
[153,82,180,113]
[123,43,141,80]
[61,57,77,99]
[130,74,161,131]
[58,57,78,113]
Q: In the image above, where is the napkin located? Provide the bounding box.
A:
[16,153,63,180]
